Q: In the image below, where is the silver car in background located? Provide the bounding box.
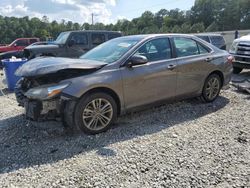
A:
[15,34,233,134]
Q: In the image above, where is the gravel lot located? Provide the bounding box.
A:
[0,70,249,188]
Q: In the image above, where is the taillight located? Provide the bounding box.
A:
[227,55,234,64]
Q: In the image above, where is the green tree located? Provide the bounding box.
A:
[190,22,205,33]
[0,0,249,44]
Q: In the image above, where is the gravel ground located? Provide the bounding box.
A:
[0,70,249,188]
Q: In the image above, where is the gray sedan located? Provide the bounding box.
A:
[15,34,233,134]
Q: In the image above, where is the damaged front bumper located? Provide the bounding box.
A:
[22,94,77,122]
[15,78,76,121]
[24,99,61,121]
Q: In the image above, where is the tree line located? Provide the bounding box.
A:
[0,0,249,44]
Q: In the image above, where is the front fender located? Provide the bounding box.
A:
[61,67,124,109]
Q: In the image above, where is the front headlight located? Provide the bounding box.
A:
[25,82,70,100]
[229,41,239,54]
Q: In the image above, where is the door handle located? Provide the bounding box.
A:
[205,57,213,62]
[167,64,176,70]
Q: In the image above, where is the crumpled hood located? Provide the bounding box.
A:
[15,57,107,77]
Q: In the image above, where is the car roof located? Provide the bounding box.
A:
[63,30,122,34]
[116,34,218,51]
[195,33,223,37]
[15,38,39,40]
[117,33,196,40]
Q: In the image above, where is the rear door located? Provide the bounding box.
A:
[121,37,177,109]
[172,37,213,97]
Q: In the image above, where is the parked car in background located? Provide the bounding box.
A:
[0,41,52,68]
[229,34,250,74]
[195,34,226,50]
[0,38,40,53]
[23,30,122,59]
[15,34,232,134]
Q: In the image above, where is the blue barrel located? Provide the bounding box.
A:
[2,58,27,92]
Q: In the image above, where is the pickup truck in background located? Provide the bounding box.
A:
[230,34,250,74]
[23,30,122,59]
[0,38,40,53]
[0,41,52,68]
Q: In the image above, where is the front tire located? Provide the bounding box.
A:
[74,92,117,134]
[233,67,243,74]
[200,74,222,103]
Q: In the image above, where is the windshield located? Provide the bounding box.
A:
[80,37,141,63]
[9,40,17,46]
[54,32,70,44]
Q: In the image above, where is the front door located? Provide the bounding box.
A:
[121,37,177,109]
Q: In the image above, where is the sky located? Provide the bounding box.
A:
[0,0,196,24]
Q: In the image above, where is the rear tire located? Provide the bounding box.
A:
[200,74,222,103]
[233,67,243,74]
[74,92,117,134]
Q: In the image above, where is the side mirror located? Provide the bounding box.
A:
[68,39,75,47]
[127,54,148,68]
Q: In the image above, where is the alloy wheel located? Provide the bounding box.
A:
[205,77,220,100]
[82,98,113,131]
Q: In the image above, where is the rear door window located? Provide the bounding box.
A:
[92,33,105,45]
[197,43,210,54]
[135,38,172,62]
[173,37,199,57]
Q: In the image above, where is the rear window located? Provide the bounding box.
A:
[196,35,210,43]
[210,36,225,44]
[30,39,38,44]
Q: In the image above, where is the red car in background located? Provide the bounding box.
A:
[0,38,40,53]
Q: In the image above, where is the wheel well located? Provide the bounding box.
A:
[209,70,224,86]
[81,87,121,115]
